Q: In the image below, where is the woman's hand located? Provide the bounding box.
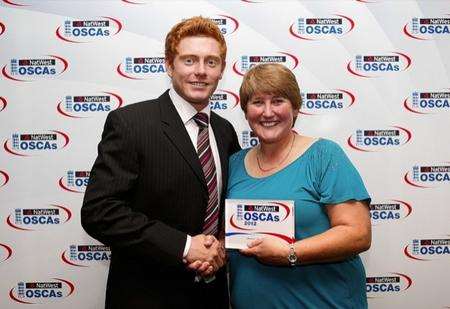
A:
[240,237,290,266]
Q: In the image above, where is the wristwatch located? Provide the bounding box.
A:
[287,244,298,266]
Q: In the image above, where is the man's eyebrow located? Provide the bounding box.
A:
[178,54,198,59]
[178,54,220,59]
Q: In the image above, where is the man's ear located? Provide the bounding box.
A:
[165,60,173,78]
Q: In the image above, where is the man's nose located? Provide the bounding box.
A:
[194,62,206,75]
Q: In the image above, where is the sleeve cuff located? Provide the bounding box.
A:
[183,234,191,259]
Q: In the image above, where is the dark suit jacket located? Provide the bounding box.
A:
[81,90,240,309]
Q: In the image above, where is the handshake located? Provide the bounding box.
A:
[184,234,226,279]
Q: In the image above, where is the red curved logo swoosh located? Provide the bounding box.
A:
[59,177,84,193]
[392,126,412,144]
[0,170,10,187]
[403,23,427,40]
[52,204,72,222]
[391,199,413,217]
[403,245,429,261]
[104,91,124,109]
[2,65,30,82]
[61,250,87,267]
[279,52,299,70]
[3,0,30,6]
[393,52,412,71]
[56,26,83,43]
[116,63,145,80]
[0,96,8,111]
[336,89,356,107]
[4,140,30,157]
[288,23,314,41]
[103,16,123,35]
[347,136,372,152]
[9,288,34,304]
[391,272,413,290]
[0,243,13,261]
[335,14,355,33]
[403,172,431,188]
[53,278,75,296]
[232,62,244,76]
[346,61,372,78]
[218,14,239,34]
[48,55,69,74]
[403,97,427,114]
[52,130,70,148]
[57,101,84,118]
[260,232,294,244]
[272,202,290,221]
[229,214,254,231]
[217,89,240,108]
[121,0,147,4]
[6,214,32,231]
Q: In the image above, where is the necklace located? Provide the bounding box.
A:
[256,133,296,173]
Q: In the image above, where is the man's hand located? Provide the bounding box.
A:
[185,234,225,277]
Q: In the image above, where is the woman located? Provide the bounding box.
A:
[227,63,371,308]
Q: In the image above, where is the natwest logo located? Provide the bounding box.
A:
[404,16,450,40]
[59,170,90,193]
[209,89,239,111]
[211,15,239,35]
[2,55,69,82]
[403,90,450,114]
[56,17,122,43]
[404,165,450,188]
[9,279,75,304]
[117,56,165,80]
[404,238,450,261]
[57,92,123,118]
[61,244,111,267]
[366,273,412,296]
[289,15,355,40]
[6,204,72,231]
[233,52,299,76]
[347,53,411,78]
[0,96,7,112]
[4,131,70,157]
[0,243,13,263]
[0,170,9,188]
[369,200,412,224]
[300,89,355,115]
[347,126,412,152]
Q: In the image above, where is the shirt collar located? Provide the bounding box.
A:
[169,88,211,125]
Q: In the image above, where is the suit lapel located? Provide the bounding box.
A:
[158,91,207,190]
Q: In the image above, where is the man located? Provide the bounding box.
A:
[81,16,240,308]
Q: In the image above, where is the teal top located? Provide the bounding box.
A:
[227,138,370,309]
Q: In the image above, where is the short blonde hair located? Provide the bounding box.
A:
[165,16,227,65]
[239,63,302,112]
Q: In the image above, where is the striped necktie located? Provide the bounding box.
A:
[193,112,219,236]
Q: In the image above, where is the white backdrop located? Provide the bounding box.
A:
[0,0,449,308]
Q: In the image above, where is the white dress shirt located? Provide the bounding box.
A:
[168,89,222,259]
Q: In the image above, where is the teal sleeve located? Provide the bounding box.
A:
[315,140,371,205]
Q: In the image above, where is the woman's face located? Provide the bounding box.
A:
[245,92,298,145]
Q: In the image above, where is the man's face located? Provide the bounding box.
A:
[166,36,225,111]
